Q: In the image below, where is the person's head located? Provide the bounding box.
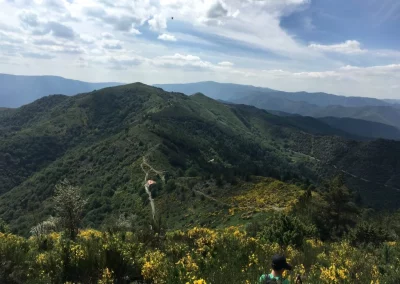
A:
[271,255,292,276]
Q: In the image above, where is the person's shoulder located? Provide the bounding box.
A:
[283,279,290,284]
[259,274,268,282]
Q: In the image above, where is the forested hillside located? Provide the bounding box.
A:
[1,83,400,236]
[319,117,400,140]
[311,105,400,130]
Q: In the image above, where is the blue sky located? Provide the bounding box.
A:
[282,0,400,48]
[0,0,399,98]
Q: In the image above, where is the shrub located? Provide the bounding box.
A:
[258,214,314,249]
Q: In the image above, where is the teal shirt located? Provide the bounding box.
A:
[259,273,290,284]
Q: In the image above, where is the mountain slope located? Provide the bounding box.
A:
[318,117,400,141]
[310,105,400,130]
[155,81,390,107]
[271,111,400,141]
[155,81,274,101]
[1,83,400,235]
[157,82,400,134]
[232,94,400,132]
[232,93,319,115]
[385,99,400,105]
[0,73,122,107]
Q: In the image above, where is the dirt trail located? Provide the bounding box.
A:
[139,145,166,221]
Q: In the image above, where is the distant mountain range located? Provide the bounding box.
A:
[232,94,400,130]
[156,82,400,138]
[268,111,400,141]
[0,74,122,107]
[156,81,392,108]
[385,99,400,105]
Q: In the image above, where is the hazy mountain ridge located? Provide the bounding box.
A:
[0,74,122,108]
[310,105,400,129]
[156,82,400,137]
[156,81,391,107]
[384,99,400,105]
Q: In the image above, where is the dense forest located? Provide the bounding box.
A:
[1,83,400,283]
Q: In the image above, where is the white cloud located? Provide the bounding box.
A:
[47,21,75,39]
[153,53,214,70]
[81,54,145,70]
[19,10,40,27]
[21,51,55,59]
[308,40,367,54]
[102,40,123,50]
[246,0,310,15]
[339,64,400,76]
[129,27,141,35]
[218,61,234,67]
[106,56,143,69]
[42,0,66,12]
[171,32,215,46]
[11,0,319,62]
[18,9,76,38]
[0,22,20,32]
[374,49,400,58]
[262,64,400,80]
[45,45,84,54]
[83,5,145,32]
[148,14,167,32]
[79,34,96,44]
[102,32,114,39]
[256,63,400,98]
[207,1,229,19]
[158,33,176,42]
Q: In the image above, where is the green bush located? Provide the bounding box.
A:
[258,214,315,249]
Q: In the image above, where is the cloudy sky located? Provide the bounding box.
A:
[0,0,399,99]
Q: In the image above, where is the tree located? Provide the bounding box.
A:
[324,177,358,236]
[349,222,390,247]
[0,218,9,233]
[258,213,314,249]
[53,180,87,240]
[30,216,59,237]
[165,179,176,192]
[312,177,359,241]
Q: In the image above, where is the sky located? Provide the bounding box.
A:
[0,0,399,99]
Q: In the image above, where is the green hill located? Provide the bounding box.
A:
[1,83,400,235]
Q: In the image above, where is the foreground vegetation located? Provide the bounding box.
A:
[2,178,400,283]
[2,224,400,283]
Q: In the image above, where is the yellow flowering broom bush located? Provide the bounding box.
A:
[2,227,400,283]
